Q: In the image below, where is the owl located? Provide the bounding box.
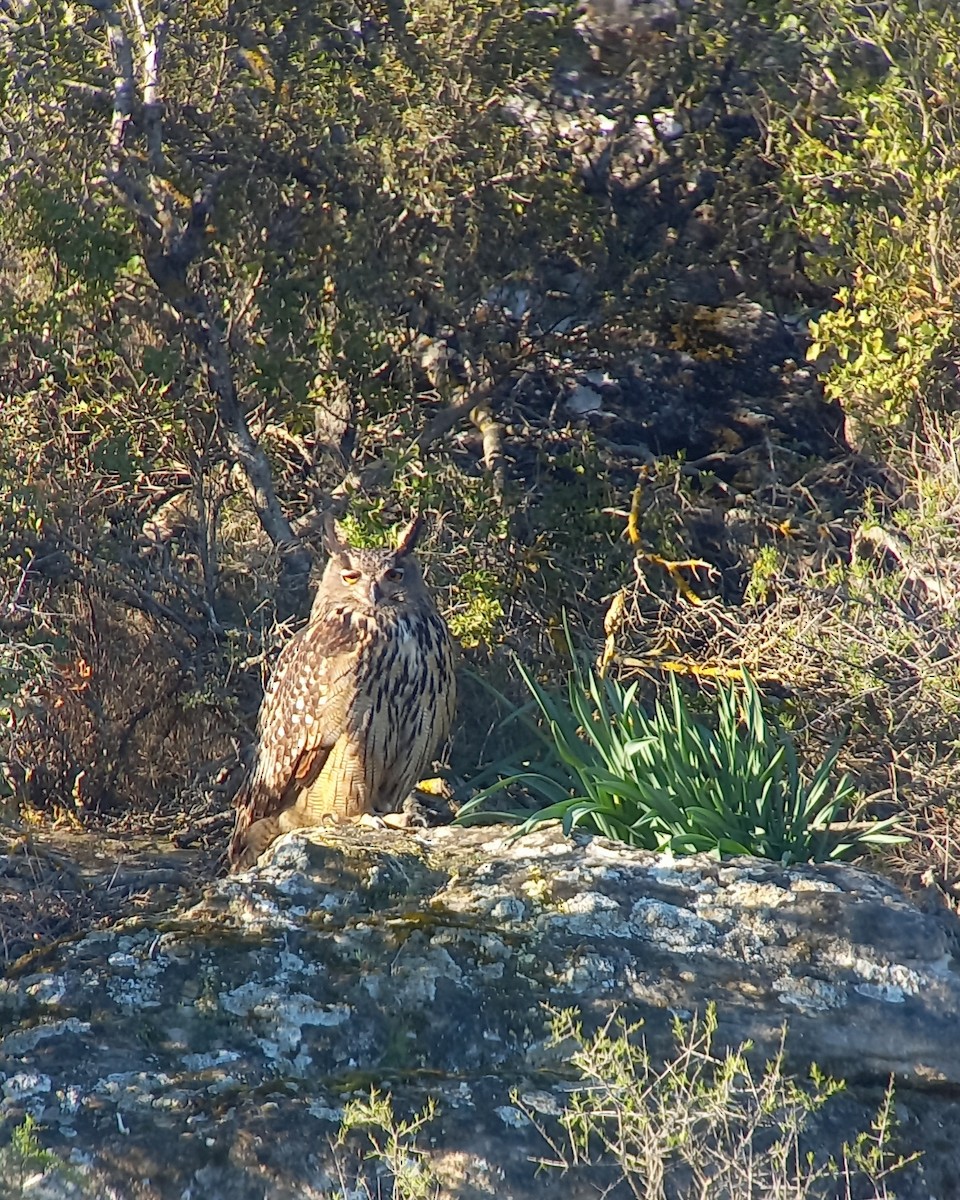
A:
[228,515,456,871]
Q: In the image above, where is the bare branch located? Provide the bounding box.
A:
[127,0,170,174]
[124,0,149,41]
[52,535,211,642]
[471,400,505,503]
[323,373,518,517]
[85,0,136,163]
[414,389,482,457]
[187,293,313,603]
[63,79,113,103]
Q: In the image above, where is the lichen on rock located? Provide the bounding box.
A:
[1,824,959,1198]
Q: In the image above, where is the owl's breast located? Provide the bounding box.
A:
[342,609,455,812]
[360,615,422,682]
[351,611,451,709]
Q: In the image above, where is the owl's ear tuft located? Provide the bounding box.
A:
[395,515,423,557]
[321,512,346,556]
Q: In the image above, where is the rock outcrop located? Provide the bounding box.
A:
[2,825,960,1198]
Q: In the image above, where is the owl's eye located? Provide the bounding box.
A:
[385,567,404,583]
[341,569,362,585]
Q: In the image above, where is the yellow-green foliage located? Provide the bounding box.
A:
[448,569,504,649]
[745,543,780,604]
[335,510,399,550]
[526,1005,914,1197]
[0,1114,79,1196]
[337,1090,439,1200]
[777,0,960,430]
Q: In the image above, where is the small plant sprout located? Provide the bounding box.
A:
[336,1089,439,1200]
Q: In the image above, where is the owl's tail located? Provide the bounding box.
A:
[226,774,259,871]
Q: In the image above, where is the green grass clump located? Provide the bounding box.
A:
[460,624,905,863]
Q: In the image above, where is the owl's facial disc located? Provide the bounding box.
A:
[370,562,407,607]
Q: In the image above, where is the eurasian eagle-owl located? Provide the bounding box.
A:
[228,515,456,870]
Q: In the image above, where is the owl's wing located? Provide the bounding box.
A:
[228,615,357,865]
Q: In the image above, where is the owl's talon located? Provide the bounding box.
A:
[380,811,417,831]
[353,811,415,832]
[356,812,387,831]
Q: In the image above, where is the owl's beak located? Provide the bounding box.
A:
[369,580,384,607]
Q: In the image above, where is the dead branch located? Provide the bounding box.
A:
[52,533,211,642]
[471,399,506,502]
[854,523,959,609]
[415,385,495,457]
[328,374,517,509]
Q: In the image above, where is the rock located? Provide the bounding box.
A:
[1,825,959,1198]
[564,383,605,415]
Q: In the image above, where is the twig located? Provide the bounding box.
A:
[54,533,211,640]
[3,557,37,617]
[171,812,234,848]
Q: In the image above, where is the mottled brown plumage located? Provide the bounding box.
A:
[228,516,456,871]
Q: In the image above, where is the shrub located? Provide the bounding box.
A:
[336,1090,439,1200]
[524,1005,915,1200]
[775,0,960,433]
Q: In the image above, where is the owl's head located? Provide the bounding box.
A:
[318,515,429,613]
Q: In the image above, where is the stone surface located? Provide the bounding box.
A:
[2,825,960,1198]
